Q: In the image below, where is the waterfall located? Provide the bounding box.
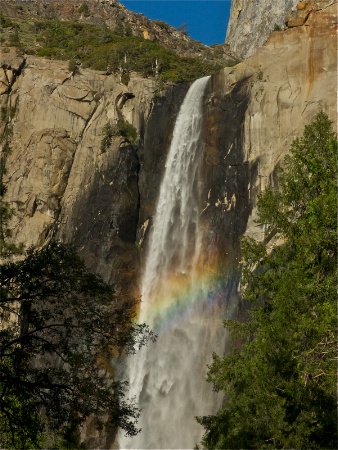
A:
[119,76,225,449]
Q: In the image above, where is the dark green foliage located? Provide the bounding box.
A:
[0,117,23,258]
[273,23,282,31]
[68,58,76,73]
[154,20,171,31]
[0,163,15,255]
[25,18,222,82]
[114,18,126,37]
[100,122,114,152]
[124,23,133,38]
[116,118,137,144]
[100,25,113,44]
[197,112,337,449]
[121,72,130,86]
[9,106,16,119]
[0,242,156,448]
[1,107,7,123]
[8,27,20,47]
[78,2,90,18]
[0,10,14,29]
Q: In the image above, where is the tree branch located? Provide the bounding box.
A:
[0,323,69,352]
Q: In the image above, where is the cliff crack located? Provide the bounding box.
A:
[1,57,26,96]
[79,102,100,139]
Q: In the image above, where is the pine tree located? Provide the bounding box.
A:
[197,112,337,449]
[0,242,156,448]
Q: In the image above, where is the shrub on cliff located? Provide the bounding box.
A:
[197,112,337,449]
[0,242,155,448]
[11,17,222,82]
[78,2,90,18]
[116,118,137,144]
[100,122,114,152]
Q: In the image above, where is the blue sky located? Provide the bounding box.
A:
[121,1,231,46]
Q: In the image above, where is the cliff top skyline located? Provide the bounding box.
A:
[121,1,231,45]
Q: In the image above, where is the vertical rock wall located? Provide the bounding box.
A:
[225,0,299,58]
[1,53,188,446]
[1,53,188,299]
[216,3,337,244]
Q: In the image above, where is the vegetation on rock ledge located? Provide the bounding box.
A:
[0,13,224,83]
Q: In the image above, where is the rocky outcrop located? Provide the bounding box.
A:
[225,0,299,58]
[225,0,336,59]
[285,0,337,27]
[0,51,188,301]
[213,2,336,244]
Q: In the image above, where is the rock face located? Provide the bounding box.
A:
[1,52,188,297]
[225,0,299,58]
[214,2,336,244]
[285,0,337,27]
[225,0,336,59]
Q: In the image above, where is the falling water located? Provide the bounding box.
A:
[119,76,225,449]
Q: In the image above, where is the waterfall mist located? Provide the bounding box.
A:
[119,76,225,449]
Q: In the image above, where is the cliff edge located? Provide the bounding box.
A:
[225,0,336,59]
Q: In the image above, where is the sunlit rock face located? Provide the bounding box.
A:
[225,0,299,58]
[1,52,187,301]
[219,2,337,242]
[226,0,336,59]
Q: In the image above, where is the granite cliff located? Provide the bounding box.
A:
[0,0,336,446]
[225,0,336,59]
[1,50,189,300]
[209,0,337,247]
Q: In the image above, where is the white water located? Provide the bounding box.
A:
[119,76,224,449]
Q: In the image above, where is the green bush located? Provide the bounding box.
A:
[0,11,14,29]
[100,122,113,152]
[121,72,130,86]
[78,2,90,17]
[8,28,20,47]
[1,107,8,123]
[154,20,170,31]
[9,107,16,119]
[23,19,222,82]
[117,118,137,144]
[68,58,79,74]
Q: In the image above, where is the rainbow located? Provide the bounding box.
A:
[138,257,234,336]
